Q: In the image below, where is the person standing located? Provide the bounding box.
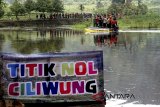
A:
[95,15,99,27]
[103,15,107,28]
[111,17,118,31]
[99,16,103,28]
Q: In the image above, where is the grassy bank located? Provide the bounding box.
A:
[72,14,160,30]
[72,20,92,30]
[119,14,160,29]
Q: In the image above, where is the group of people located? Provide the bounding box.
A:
[36,13,93,20]
[93,14,119,31]
[36,13,119,31]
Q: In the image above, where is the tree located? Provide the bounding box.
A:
[49,0,64,13]
[123,4,138,15]
[0,0,5,18]
[35,0,51,13]
[10,0,26,20]
[24,0,35,19]
[79,4,85,13]
[107,1,148,18]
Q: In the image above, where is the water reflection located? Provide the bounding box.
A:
[0,29,83,54]
[0,34,5,51]
[94,32,118,47]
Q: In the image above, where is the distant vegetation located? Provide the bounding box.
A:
[0,0,159,19]
[107,1,148,17]
[1,0,64,20]
[0,0,5,18]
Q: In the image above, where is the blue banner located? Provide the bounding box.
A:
[0,51,104,103]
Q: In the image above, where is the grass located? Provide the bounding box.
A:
[119,14,160,29]
[64,4,96,13]
[71,19,92,30]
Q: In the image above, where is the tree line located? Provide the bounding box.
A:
[0,0,64,20]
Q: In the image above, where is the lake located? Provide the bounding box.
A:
[0,28,160,107]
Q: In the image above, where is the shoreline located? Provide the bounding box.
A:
[0,26,74,31]
[0,19,85,28]
[1,26,160,34]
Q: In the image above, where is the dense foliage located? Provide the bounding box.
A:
[49,0,64,13]
[0,0,158,20]
[5,0,64,20]
[35,0,51,13]
[24,0,35,18]
[34,0,64,13]
[0,7,4,18]
[0,0,5,18]
[107,2,148,17]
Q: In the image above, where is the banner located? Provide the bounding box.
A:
[0,51,104,103]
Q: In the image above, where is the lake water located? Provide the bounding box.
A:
[0,28,160,107]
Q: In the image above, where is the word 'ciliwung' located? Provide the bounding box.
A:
[9,80,97,96]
